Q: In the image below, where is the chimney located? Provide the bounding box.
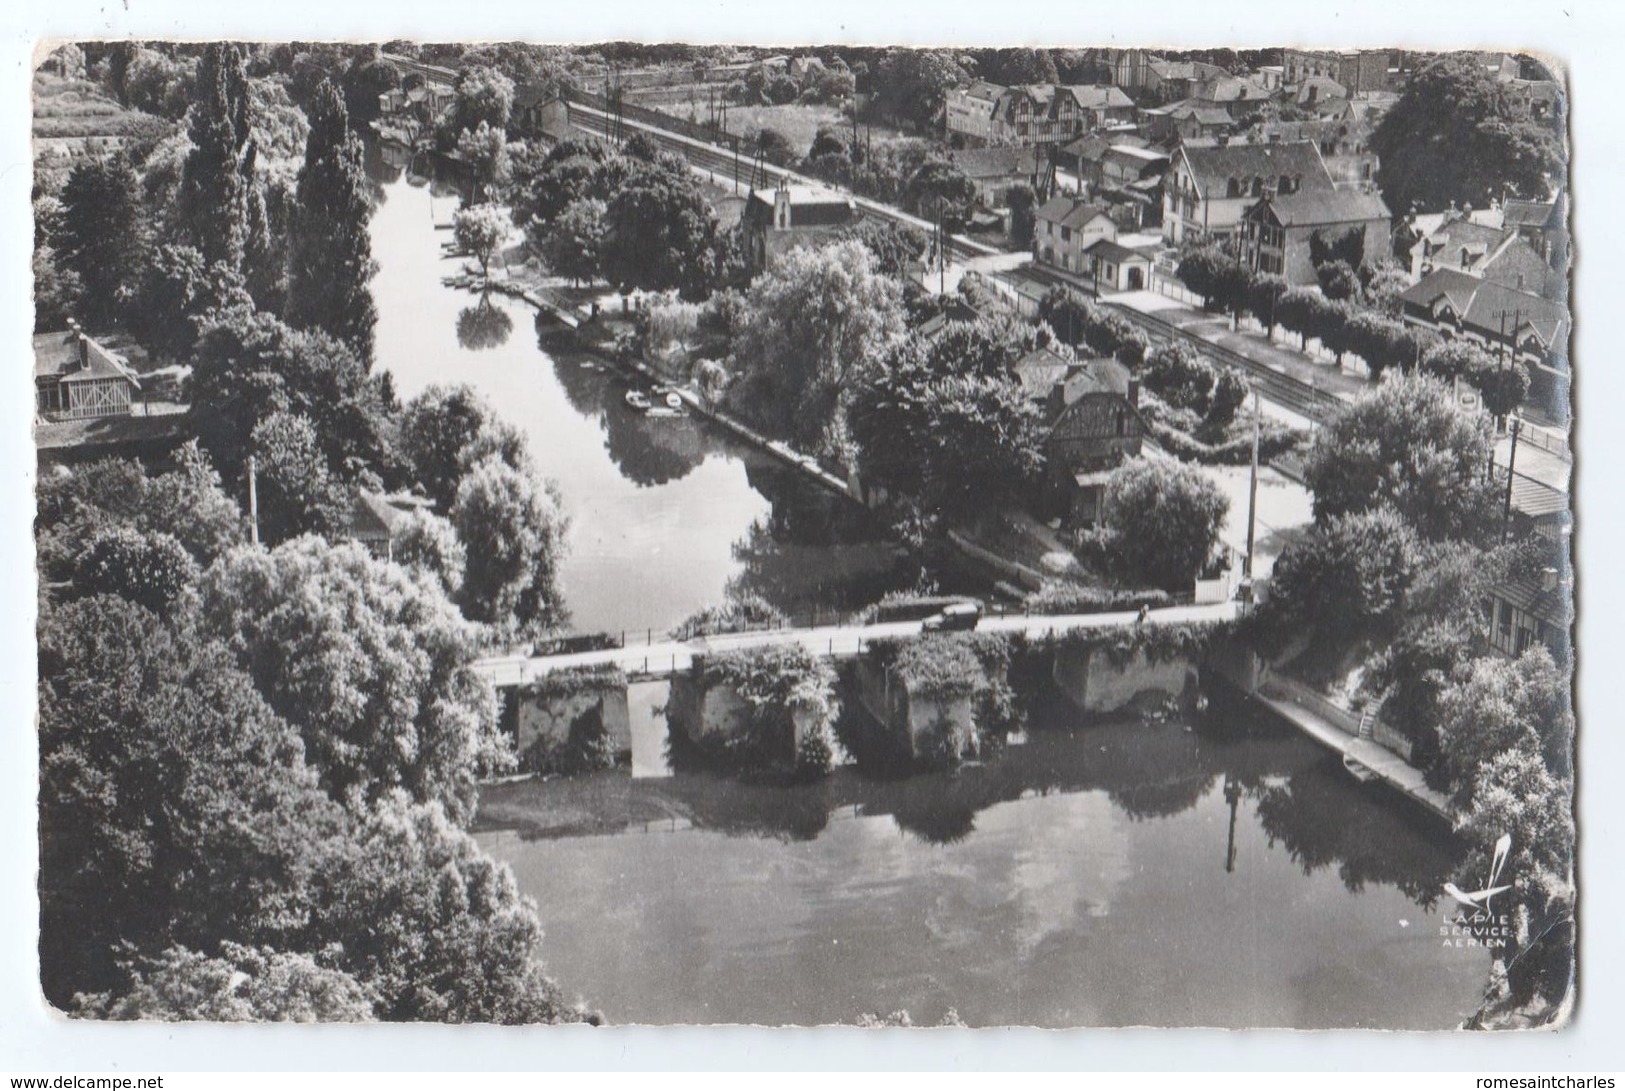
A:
[774,183,791,229]
[78,333,90,371]
[1127,377,1140,407]
[1541,566,1559,592]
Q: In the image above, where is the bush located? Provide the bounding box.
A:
[671,593,788,640]
[1100,459,1229,590]
[72,527,197,615]
[1024,585,1173,614]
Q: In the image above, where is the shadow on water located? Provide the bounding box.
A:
[455,293,515,351]
[480,688,1462,907]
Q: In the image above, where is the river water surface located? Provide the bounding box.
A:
[368,147,1490,1030]
[368,148,913,634]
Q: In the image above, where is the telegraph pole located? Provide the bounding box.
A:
[1243,386,1261,581]
[1502,416,1521,542]
[247,455,261,547]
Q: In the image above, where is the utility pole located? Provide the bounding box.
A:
[1502,415,1521,542]
[247,455,261,547]
[1243,386,1261,581]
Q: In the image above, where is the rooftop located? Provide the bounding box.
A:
[1035,195,1113,231]
[1178,140,1335,197]
[1250,187,1391,228]
[34,328,142,387]
[1399,267,1571,348]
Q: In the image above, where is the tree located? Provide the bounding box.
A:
[79,945,376,1022]
[37,594,346,1007]
[728,240,907,448]
[599,157,721,299]
[189,308,392,483]
[1316,259,1362,301]
[397,384,529,509]
[36,443,245,584]
[455,121,510,201]
[904,158,977,224]
[535,197,606,285]
[71,526,197,615]
[1437,648,1574,810]
[837,217,926,278]
[1371,54,1565,214]
[850,336,1047,519]
[1303,372,1500,543]
[191,537,510,822]
[873,49,966,132]
[1005,183,1038,247]
[287,79,378,363]
[453,203,509,277]
[249,411,351,544]
[980,47,1059,86]
[1100,459,1229,591]
[1143,341,1218,414]
[507,137,621,228]
[391,507,467,598]
[309,796,585,1024]
[56,154,149,328]
[179,43,255,272]
[450,458,571,639]
[1253,505,1421,661]
[450,64,515,135]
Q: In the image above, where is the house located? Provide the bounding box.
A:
[1238,187,1391,285]
[1502,188,1569,271]
[788,55,826,81]
[1398,268,1571,418]
[1486,568,1571,661]
[1257,119,1379,185]
[1080,237,1156,292]
[949,145,1042,206]
[1187,75,1273,118]
[1108,49,1158,90]
[1294,76,1348,108]
[741,183,859,271]
[1033,196,1117,276]
[945,81,1005,145]
[1505,78,1563,121]
[1139,101,1235,144]
[1410,216,1564,300]
[1281,49,1393,95]
[35,323,142,421]
[512,84,571,142]
[1142,58,1228,104]
[1162,139,1335,245]
[1034,357,1145,525]
[343,490,436,562]
[980,84,1137,146]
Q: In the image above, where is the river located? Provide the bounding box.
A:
[475,705,1491,1028]
[367,145,1490,1030]
[367,145,916,635]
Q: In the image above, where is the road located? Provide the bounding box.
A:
[471,600,1240,688]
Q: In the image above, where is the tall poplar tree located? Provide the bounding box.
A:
[287,79,378,363]
[56,153,149,329]
[179,43,255,273]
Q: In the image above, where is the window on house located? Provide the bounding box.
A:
[1497,603,1514,647]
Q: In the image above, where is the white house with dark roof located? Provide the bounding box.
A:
[34,324,142,421]
[1033,196,1117,275]
[945,81,1005,145]
[1162,139,1335,244]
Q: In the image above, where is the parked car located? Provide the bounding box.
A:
[921,602,982,632]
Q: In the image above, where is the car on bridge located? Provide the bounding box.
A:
[921,603,982,633]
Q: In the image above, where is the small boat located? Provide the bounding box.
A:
[664,391,683,410]
[1342,754,1379,783]
[624,390,652,411]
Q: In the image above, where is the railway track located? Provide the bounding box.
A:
[1012,266,1348,422]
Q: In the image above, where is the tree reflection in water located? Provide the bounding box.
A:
[602,399,711,487]
[455,292,515,351]
[1253,758,1459,908]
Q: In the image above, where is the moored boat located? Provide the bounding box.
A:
[624,390,652,411]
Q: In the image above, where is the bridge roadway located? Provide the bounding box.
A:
[471,600,1240,688]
